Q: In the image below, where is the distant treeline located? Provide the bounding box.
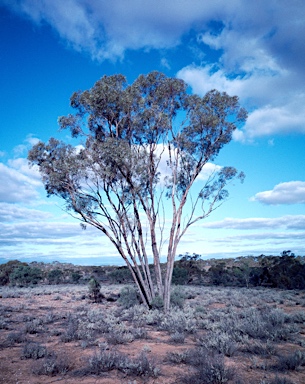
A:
[0,251,304,290]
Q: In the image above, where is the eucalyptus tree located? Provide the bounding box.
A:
[28,71,246,311]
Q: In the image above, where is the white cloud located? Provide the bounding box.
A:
[13,135,40,156]
[154,143,222,184]
[4,0,304,69]
[0,203,52,222]
[201,215,305,230]
[0,162,41,203]
[0,135,43,204]
[4,1,305,141]
[160,58,171,70]
[5,0,214,60]
[251,181,305,205]
[177,64,305,141]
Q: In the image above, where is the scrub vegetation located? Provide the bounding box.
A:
[1,254,305,383]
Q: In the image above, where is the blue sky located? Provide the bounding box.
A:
[1,0,305,265]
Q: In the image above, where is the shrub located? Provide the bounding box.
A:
[118,286,141,308]
[9,265,43,287]
[200,331,237,357]
[123,351,160,378]
[87,350,125,374]
[88,277,103,303]
[275,350,305,371]
[60,316,79,342]
[70,271,82,283]
[181,350,235,384]
[7,331,27,345]
[25,318,44,334]
[151,295,164,309]
[85,350,160,378]
[109,267,133,284]
[172,266,189,285]
[47,269,64,284]
[242,340,276,357]
[32,353,71,376]
[104,326,134,345]
[0,260,28,286]
[159,309,196,335]
[166,351,189,364]
[22,342,47,360]
[268,377,296,384]
[171,287,186,308]
[170,331,186,344]
[131,327,148,340]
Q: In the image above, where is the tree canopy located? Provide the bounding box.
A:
[28,71,246,311]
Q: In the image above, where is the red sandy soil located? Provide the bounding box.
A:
[1,285,305,384]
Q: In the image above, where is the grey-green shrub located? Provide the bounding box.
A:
[118,286,141,308]
[22,342,47,359]
[32,353,71,376]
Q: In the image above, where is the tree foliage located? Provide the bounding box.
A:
[28,71,246,310]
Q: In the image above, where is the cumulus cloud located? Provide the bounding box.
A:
[4,1,305,141]
[201,215,305,230]
[177,63,305,142]
[4,0,304,68]
[251,181,305,205]
[3,0,216,60]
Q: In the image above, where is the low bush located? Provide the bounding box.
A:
[180,349,235,384]
[25,318,44,334]
[118,286,141,308]
[275,350,305,371]
[88,277,103,303]
[7,331,27,345]
[85,349,160,378]
[171,286,186,308]
[32,352,72,376]
[22,342,47,360]
[159,308,196,335]
[151,295,164,309]
[199,330,237,357]
[130,326,148,340]
[104,326,134,345]
[268,377,296,384]
[87,350,125,374]
[60,316,79,342]
[166,351,189,364]
[170,331,186,344]
[242,339,277,357]
[123,351,160,378]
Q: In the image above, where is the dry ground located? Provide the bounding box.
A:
[1,284,305,384]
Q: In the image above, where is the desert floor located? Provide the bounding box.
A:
[1,284,305,384]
